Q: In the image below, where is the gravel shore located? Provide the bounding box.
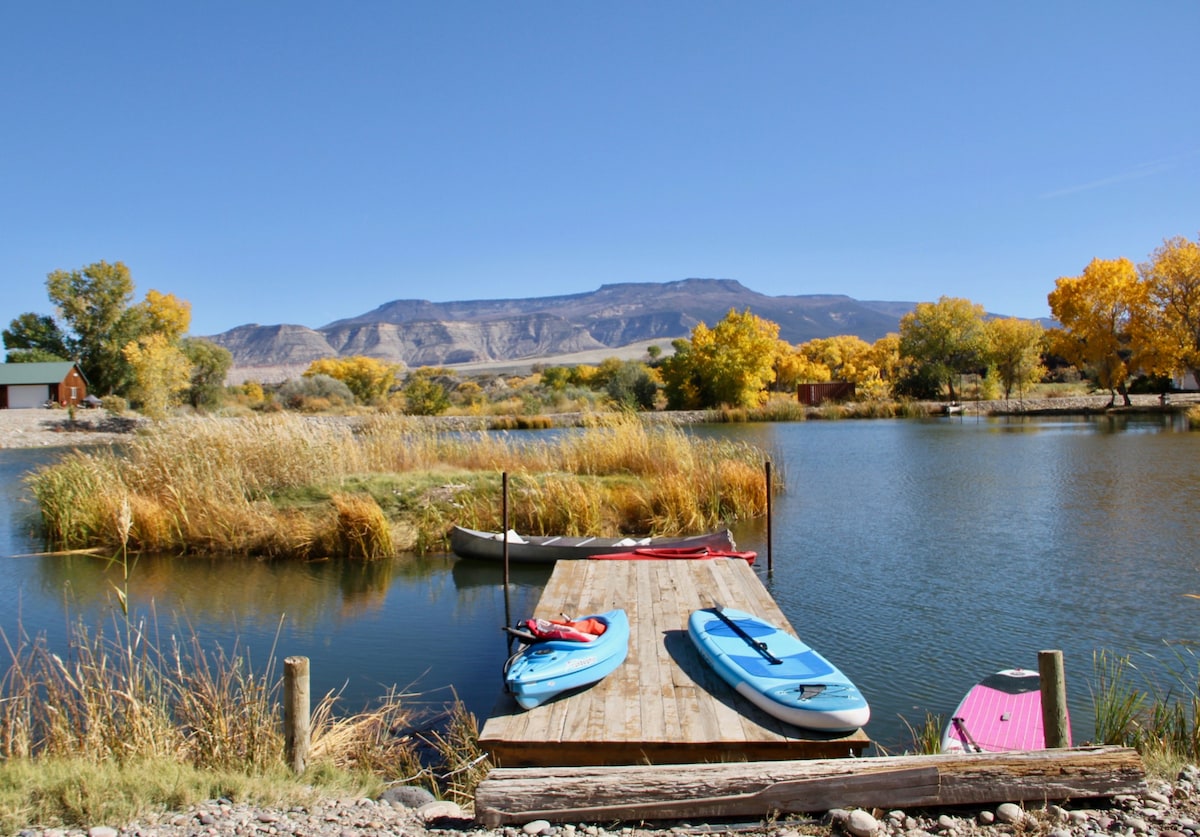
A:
[15,765,1200,837]
[0,406,145,449]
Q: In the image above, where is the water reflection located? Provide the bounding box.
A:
[5,414,1200,752]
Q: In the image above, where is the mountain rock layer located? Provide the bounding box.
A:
[207,278,917,381]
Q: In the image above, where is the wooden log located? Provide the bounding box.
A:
[474,746,1146,826]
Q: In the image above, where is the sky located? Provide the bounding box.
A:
[3,1,1199,339]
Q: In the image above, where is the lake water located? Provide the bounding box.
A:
[2,413,1198,753]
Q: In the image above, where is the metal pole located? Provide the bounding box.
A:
[502,472,511,629]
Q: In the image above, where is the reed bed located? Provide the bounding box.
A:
[0,611,469,828]
[28,413,772,558]
[1091,645,1200,774]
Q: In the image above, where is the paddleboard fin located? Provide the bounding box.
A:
[796,684,826,701]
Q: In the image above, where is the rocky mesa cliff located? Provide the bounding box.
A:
[208,278,917,381]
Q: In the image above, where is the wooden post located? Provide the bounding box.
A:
[765,461,773,574]
[284,655,311,773]
[1038,649,1070,748]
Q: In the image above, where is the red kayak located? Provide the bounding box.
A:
[589,546,756,565]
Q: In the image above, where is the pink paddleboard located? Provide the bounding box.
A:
[941,668,1071,753]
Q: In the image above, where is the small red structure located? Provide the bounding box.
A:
[0,362,90,409]
[797,381,856,406]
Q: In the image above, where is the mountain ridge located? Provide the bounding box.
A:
[208,278,922,382]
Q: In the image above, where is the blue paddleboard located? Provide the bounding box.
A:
[688,606,870,732]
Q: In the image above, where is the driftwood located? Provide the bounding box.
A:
[474,746,1146,826]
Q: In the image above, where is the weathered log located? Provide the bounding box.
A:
[473,746,1146,826]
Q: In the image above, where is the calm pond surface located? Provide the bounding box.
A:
[2,413,1198,753]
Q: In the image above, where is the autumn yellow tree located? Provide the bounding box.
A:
[660,308,780,409]
[869,334,903,394]
[304,355,401,405]
[136,289,192,341]
[794,334,888,397]
[1136,233,1200,385]
[1048,257,1147,406]
[898,297,988,401]
[774,344,829,392]
[123,332,191,419]
[984,317,1046,400]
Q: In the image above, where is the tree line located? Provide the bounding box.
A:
[5,232,1198,415]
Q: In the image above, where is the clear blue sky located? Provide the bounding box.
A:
[3,1,1198,339]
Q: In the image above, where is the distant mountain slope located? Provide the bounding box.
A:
[209,278,918,381]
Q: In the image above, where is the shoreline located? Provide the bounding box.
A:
[0,394,1192,451]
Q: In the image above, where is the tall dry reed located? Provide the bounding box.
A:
[29,413,773,556]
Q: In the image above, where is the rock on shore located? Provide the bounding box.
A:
[17,766,1200,837]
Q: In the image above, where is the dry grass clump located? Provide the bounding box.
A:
[29,413,772,557]
[322,494,394,560]
[0,612,472,828]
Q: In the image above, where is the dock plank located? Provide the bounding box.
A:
[478,559,870,766]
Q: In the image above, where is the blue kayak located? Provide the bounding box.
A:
[688,606,870,732]
[504,609,630,710]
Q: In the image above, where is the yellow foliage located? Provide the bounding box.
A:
[984,317,1046,399]
[139,289,192,341]
[305,355,401,405]
[1048,257,1146,395]
[122,333,191,419]
[1137,233,1200,380]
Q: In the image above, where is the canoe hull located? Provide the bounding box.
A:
[451,526,736,564]
[688,607,870,733]
[505,609,630,710]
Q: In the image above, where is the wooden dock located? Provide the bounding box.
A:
[478,559,871,767]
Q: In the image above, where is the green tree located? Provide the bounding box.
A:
[605,361,658,410]
[539,366,570,391]
[898,296,988,401]
[984,317,1046,400]
[46,260,143,395]
[2,313,70,361]
[402,369,450,415]
[181,337,233,409]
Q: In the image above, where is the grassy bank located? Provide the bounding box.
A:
[26,412,771,558]
[0,613,483,831]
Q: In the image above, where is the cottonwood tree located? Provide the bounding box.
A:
[898,296,987,401]
[181,337,233,409]
[401,368,450,415]
[660,308,780,409]
[795,334,887,397]
[984,317,1046,400]
[304,355,401,405]
[7,261,194,397]
[1136,233,1200,385]
[123,333,191,419]
[2,313,70,362]
[1048,257,1146,406]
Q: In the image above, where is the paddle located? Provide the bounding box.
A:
[708,604,783,665]
[951,715,984,753]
